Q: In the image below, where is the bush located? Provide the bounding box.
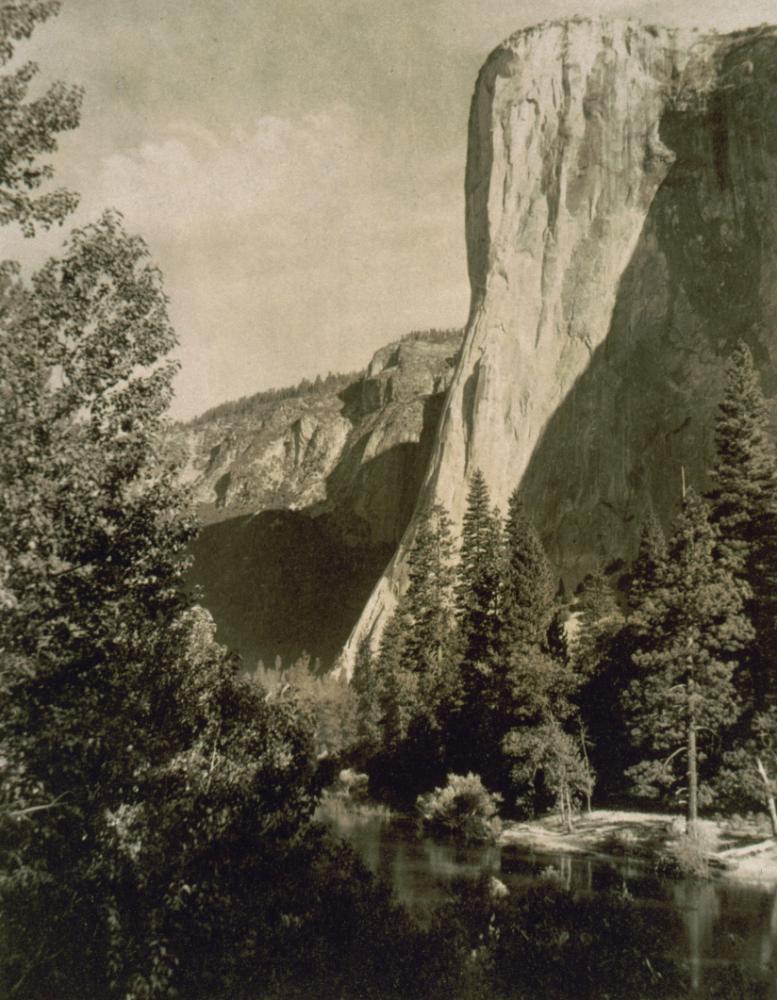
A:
[655,829,714,880]
[416,773,502,843]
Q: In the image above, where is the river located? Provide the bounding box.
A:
[322,801,777,997]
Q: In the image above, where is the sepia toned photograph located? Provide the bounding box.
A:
[3,1,777,996]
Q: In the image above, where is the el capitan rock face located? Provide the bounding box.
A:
[343,18,777,669]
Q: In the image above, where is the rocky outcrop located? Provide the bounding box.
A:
[343,18,777,671]
[177,330,461,667]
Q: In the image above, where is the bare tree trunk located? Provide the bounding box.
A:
[756,757,777,838]
[578,717,593,815]
[688,711,698,837]
[687,657,698,839]
[561,782,573,832]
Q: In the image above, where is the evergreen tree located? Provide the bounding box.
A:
[624,490,752,826]
[445,473,503,782]
[351,635,381,753]
[572,570,622,680]
[708,340,777,707]
[455,471,502,688]
[485,490,585,805]
[499,489,555,652]
[628,509,667,611]
[374,604,417,748]
[402,504,456,712]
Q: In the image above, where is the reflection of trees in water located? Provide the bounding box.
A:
[330,812,777,992]
[670,880,777,991]
[764,887,777,971]
[421,839,500,882]
[673,881,720,991]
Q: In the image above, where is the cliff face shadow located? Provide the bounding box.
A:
[187,391,449,669]
[520,36,777,584]
[189,509,394,670]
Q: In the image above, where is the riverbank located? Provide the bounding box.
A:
[499,809,777,884]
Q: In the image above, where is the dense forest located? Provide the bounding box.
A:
[341,337,777,830]
[0,5,772,999]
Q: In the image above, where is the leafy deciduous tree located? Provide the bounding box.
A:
[0,1,82,234]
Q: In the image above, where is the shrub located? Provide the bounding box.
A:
[416,773,502,843]
[655,827,715,880]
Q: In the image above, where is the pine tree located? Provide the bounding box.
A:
[628,509,667,611]
[500,489,555,652]
[351,635,381,753]
[455,471,503,684]
[572,570,622,679]
[374,604,417,748]
[708,340,777,707]
[444,473,503,781]
[402,503,456,711]
[624,490,752,827]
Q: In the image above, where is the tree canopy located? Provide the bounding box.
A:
[0,1,82,234]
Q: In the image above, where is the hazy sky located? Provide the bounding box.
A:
[6,0,777,419]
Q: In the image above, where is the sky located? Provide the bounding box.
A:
[5,0,777,420]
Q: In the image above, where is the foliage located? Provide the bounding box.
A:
[0,1,82,234]
[446,474,504,783]
[399,327,462,346]
[374,605,418,748]
[455,471,503,683]
[571,570,623,679]
[715,708,777,816]
[499,489,555,651]
[481,881,681,1000]
[707,340,777,707]
[655,830,714,880]
[623,490,751,814]
[628,509,667,611]
[255,652,360,761]
[503,717,592,826]
[0,215,326,998]
[351,635,382,754]
[416,773,502,843]
[402,503,457,712]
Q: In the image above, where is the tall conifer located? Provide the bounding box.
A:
[708,341,777,706]
[374,604,417,748]
[624,490,751,826]
[351,635,381,752]
[402,504,456,711]
[500,489,555,652]
[628,509,667,612]
[454,471,502,694]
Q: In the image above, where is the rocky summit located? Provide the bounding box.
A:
[343,18,777,671]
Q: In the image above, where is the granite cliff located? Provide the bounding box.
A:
[177,330,461,667]
[344,18,777,670]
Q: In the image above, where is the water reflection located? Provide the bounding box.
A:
[322,805,777,996]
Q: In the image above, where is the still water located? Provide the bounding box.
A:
[322,801,777,996]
